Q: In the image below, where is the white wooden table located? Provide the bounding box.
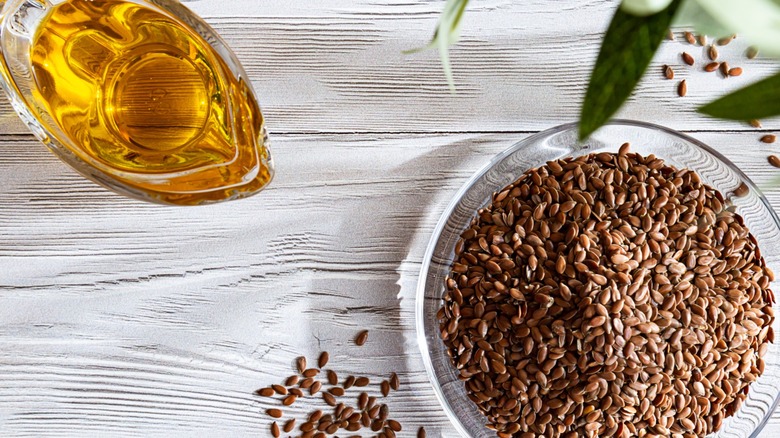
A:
[2,0,780,436]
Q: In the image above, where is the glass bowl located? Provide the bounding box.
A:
[416,120,780,438]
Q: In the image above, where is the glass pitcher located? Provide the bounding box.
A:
[0,0,274,205]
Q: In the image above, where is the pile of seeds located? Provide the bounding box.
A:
[439,146,775,438]
[255,330,425,438]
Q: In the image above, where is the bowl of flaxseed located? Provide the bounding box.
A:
[417,120,780,438]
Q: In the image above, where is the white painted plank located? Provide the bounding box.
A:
[191,0,780,133]
[0,0,776,135]
[2,132,780,436]
[2,0,780,435]
[164,0,780,133]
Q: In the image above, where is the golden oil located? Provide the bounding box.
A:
[28,0,272,204]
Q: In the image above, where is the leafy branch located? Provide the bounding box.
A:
[579,1,683,140]
[415,0,780,135]
[404,0,470,91]
[581,0,780,136]
[699,72,780,120]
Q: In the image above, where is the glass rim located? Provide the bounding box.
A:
[415,119,780,438]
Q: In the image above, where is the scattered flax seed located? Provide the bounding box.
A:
[768,155,780,168]
[750,119,763,128]
[358,392,369,409]
[729,67,743,77]
[761,134,777,144]
[322,392,337,406]
[257,347,409,437]
[697,34,707,46]
[708,45,718,61]
[720,61,730,77]
[734,182,750,197]
[663,64,674,79]
[310,410,323,422]
[267,409,283,419]
[677,79,687,97]
[389,372,400,390]
[387,420,402,432]
[666,29,675,40]
[271,384,287,395]
[355,330,369,346]
[256,387,275,397]
[328,386,345,396]
[704,62,720,72]
[326,370,338,385]
[418,427,426,438]
[684,31,696,44]
[717,34,736,45]
[682,52,695,65]
[747,46,759,59]
[318,351,329,369]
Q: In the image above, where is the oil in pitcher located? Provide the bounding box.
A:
[0,0,273,205]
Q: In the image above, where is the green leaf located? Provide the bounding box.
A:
[404,0,470,92]
[579,0,683,140]
[699,72,780,120]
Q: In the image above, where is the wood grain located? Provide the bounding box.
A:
[190,0,780,134]
[2,0,780,436]
[2,131,780,436]
[0,0,775,135]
